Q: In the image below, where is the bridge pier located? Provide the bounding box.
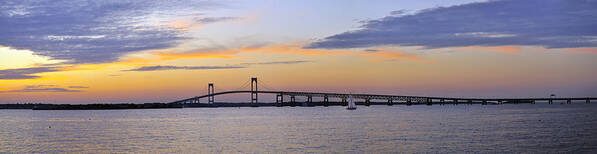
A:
[170,87,597,107]
[251,77,258,103]
[276,93,283,104]
[208,83,215,104]
[290,95,296,106]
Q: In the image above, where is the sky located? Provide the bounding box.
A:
[1,0,596,104]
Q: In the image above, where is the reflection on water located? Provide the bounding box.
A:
[1,104,597,153]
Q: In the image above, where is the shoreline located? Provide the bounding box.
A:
[0,101,539,110]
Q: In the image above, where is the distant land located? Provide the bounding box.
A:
[0,100,545,110]
[0,103,182,110]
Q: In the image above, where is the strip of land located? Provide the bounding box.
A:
[0,101,545,110]
[0,103,182,110]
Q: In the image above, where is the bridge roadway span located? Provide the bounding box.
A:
[170,90,596,105]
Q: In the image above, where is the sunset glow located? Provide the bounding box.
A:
[1,0,596,104]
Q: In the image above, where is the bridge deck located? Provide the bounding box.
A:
[170,90,596,104]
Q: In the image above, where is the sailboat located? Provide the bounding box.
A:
[347,94,357,110]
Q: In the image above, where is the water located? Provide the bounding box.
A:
[1,103,597,153]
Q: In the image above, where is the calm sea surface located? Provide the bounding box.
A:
[1,103,597,153]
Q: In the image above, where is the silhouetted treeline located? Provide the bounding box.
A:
[0,103,182,110]
[0,103,38,109]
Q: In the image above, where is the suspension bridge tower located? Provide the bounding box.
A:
[208,83,214,104]
[251,77,258,103]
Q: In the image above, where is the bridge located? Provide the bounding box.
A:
[170,77,596,107]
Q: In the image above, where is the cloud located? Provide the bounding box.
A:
[240,60,311,65]
[306,0,597,49]
[15,88,81,93]
[122,60,308,72]
[25,85,55,88]
[123,65,245,71]
[145,44,422,63]
[0,0,223,64]
[0,85,82,93]
[120,60,307,72]
[242,44,423,62]
[168,16,242,31]
[195,16,239,24]
[68,86,89,89]
[0,67,61,80]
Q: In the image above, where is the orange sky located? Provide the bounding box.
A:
[1,44,596,104]
[1,0,596,104]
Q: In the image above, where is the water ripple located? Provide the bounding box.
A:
[1,104,597,153]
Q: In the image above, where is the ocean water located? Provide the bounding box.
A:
[1,103,597,153]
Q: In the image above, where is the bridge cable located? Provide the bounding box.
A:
[257,79,278,91]
[257,80,273,90]
[215,79,250,92]
[263,80,284,91]
[232,79,251,91]
[214,86,225,93]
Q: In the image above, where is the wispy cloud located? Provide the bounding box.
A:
[195,16,240,24]
[0,0,224,64]
[121,60,307,72]
[306,0,597,49]
[148,44,422,62]
[0,67,61,80]
[168,16,242,31]
[123,65,245,72]
[240,60,311,65]
[0,85,82,93]
[68,86,89,89]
